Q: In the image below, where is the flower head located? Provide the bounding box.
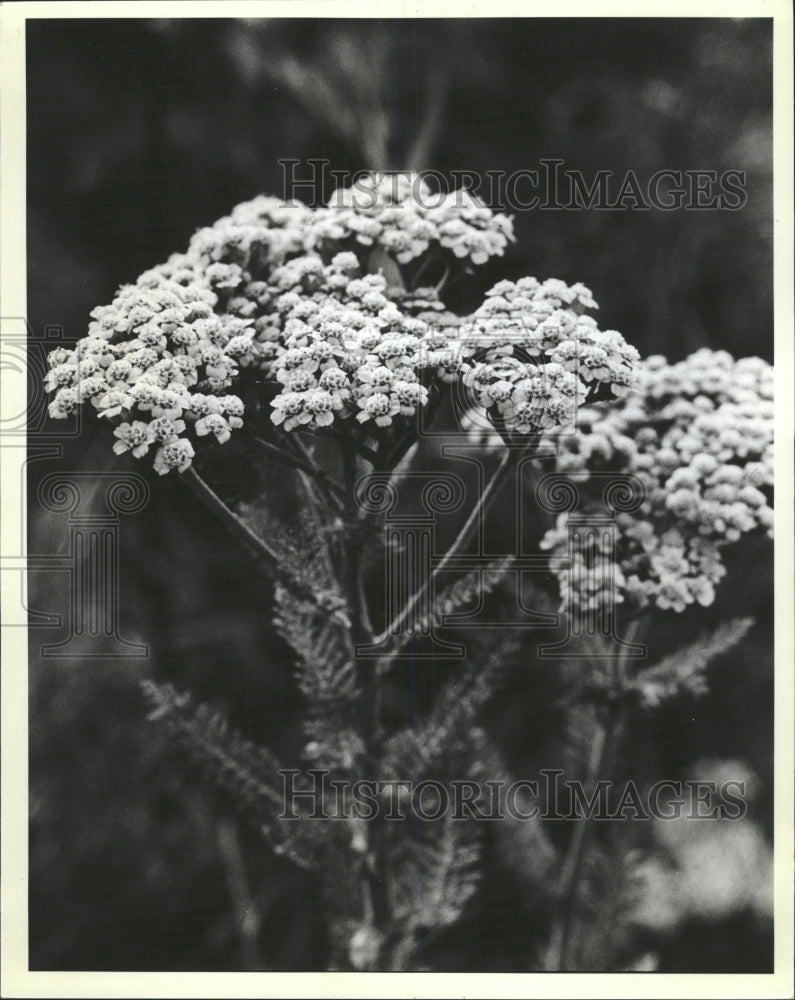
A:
[44,176,637,471]
[538,350,773,614]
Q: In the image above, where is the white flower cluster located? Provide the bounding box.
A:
[45,278,246,475]
[266,254,441,431]
[459,277,639,437]
[45,174,638,473]
[308,173,515,265]
[539,349,774,613]
[262,259,636,438]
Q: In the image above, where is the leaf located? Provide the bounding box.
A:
[301,717,366,776]
[385,635,518,776]
[141,680,323,869]
[275,585,356,703]
[391,811,482,933]
[237,495,351,624]
[388,557,513,659]
[629,617,754,710]
[560,828,643,972]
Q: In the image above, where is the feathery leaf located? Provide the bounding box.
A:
[141,680,323,869]
[387,557,514,659]
[629,617,754,710]
[391,811,482,933]
[386,635,519,775]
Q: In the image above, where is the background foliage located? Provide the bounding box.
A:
[27,17,773,971]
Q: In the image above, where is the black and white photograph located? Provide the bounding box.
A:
[1,3,793,996]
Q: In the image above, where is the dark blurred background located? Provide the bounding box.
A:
[27,18,773,361]
[27,17,773,972]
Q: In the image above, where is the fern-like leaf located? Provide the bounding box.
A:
[141,680,323,869]
[388,557,513,658]
[385,635,519,776]
[558,827,642,971]
[274,584,356,705]
[238,495,351,624]
[629,617,754,710]
[431,556,514,627]
[391,811,482,933]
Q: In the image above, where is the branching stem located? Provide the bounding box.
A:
[543,618,646,971]
[248,433,347,509]
[182,465,336,617]
[373,446,520,660]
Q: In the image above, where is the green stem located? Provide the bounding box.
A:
[248,433,347,509]
[373,446,520,663]
[543,619,645,971]
[545,699,625,971]
[183,465,283,567]
[182,465,340,619]
[341,444,380,736]
[339,438,392,967]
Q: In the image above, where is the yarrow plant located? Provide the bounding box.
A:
[537,348,774,614]
[46,172,637,473]
[44,172,773,972]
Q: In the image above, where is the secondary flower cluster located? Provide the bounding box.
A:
[261,256,639,437]
[44,173,638,472]
[267,254,441,431]
[466,278,637,395]
[44,278,247,474]
[308,173,515,265]
[459,277,640,437]
[538,349,774,613]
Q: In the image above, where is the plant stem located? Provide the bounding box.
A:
[544,699,625,971]
[373,446,519,658]
[339,438,392,968]
[341,443,381,740]
[216,816,264,971]
[248,433,347,509]
[182,465,339,619]
[543,619,644,971]
[183,465,283,566]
